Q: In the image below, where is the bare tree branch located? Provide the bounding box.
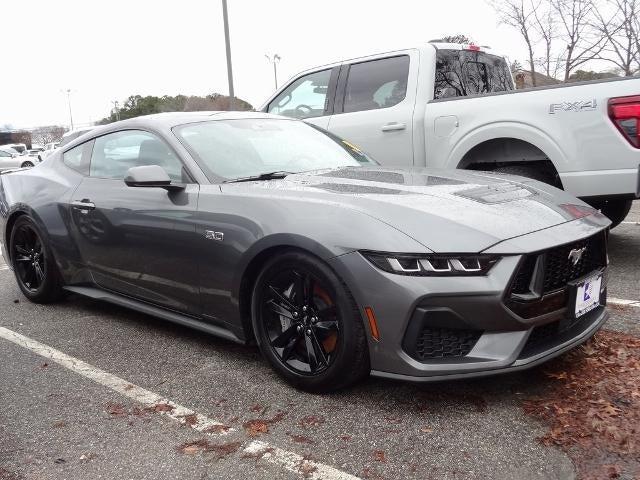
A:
[592,0,639,76]
[551,0,608,80]
[490,0,538,85]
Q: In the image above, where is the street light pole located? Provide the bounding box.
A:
[265,54,281,89]
[112,100,120,121]
[65,89,74,130]
[221,0,235,110]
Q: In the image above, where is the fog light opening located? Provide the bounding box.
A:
[364,307,380,342]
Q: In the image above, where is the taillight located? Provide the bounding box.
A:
[609,95,640,148]
[467,44,481,52]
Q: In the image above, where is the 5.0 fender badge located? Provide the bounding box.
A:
[204,230,224,241]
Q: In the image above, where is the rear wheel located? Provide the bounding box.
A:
[10,216,63,303]
[251,251,369,392]
[492,164,559,187]
[587,198,633,229]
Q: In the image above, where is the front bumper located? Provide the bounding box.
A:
[328,224,610,381]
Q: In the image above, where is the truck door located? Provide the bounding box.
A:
[264,67,340,130]
[327,51,418,167]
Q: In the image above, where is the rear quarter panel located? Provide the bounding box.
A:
[0,156,85,281]
[423,77,640,196]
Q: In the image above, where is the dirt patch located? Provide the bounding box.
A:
[177,439,242,458]
[298,415,325,428]
[523,330,640,479]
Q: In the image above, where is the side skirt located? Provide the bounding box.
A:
[63,286,245,345]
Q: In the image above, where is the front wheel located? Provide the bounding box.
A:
[10,216,63,303]
[20,161,34,168]
[251,251,370,392]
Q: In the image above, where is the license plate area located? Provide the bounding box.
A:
[568,271,603,319]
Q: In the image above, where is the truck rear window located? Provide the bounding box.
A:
[434,49,513,99]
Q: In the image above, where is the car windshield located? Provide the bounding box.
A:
[173,118,376,181]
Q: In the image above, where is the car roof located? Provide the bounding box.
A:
[61,111,293,151]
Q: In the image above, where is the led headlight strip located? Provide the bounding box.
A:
[361,251,500,276]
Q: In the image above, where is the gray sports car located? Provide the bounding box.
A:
[0,112,611,392]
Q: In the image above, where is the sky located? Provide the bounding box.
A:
[2,0,532,129]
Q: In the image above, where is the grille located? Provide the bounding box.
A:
[414,327,481,360]
[542,233,606,292]
[519,315,595,358]
[510,232,606,297]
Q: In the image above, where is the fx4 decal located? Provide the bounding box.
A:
[549,99,597,114]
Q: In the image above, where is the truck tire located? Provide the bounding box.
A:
[588,199,633,229]
[492,165,557,186]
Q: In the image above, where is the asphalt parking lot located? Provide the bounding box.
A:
[1,203,638,480]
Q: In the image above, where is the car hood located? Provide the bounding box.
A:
[221,167,605,253]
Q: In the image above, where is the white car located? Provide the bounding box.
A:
[42,126,96,160]
[0,147,36,170]
[262,42,640,226]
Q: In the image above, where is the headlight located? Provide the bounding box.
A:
[361,251,500,276]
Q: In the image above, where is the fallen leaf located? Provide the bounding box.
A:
[373,450,386,462]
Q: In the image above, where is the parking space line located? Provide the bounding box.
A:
[0,326,361,480]
[0,326,232,435]
[245,440,360,480]
[609,297,640,307]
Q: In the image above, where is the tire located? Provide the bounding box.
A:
[251,250,370,393]
[9,216,63,303]
[492,164,558,187]
[587,198,633,229]
[21,161,34,168]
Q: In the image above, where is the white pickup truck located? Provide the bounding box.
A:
[261,42,640,226]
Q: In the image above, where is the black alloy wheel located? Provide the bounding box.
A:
[12,223,46,292]
[252,250,369,392]
[261,268,339,375]
[10,216,63,303]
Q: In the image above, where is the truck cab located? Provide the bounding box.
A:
[262,42,640,227]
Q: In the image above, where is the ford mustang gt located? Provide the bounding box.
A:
[0,112,610,392]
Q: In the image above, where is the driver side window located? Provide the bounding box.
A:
[90,130,186,182]
[267,69,331,119]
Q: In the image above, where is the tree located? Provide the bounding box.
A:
[490,0,538,85]
[531,2,564,79]
[99,93,253,124]
[551,0,608,80]
[592,0,640,76]
[509,58,524,73]
[441,34,473,44]
[30,125,66,145]
[567,69,620,81]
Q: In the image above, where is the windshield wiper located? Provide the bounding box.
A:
[224,171,294,183]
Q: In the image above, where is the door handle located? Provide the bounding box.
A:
[71,200,96,211]
[381,122,406,132]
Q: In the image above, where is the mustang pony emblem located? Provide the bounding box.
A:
[568,247,587,266]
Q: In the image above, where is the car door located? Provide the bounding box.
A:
[264,67,339,129]
[327,51,418,167]
[0,150,20,170]
[68,129,201,315]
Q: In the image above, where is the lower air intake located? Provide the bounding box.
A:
[414,327,481,360]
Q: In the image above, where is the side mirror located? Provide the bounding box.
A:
[124,165,184,191]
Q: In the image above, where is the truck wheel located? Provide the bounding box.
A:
[588,199,633,229]
[492,165,558,187]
